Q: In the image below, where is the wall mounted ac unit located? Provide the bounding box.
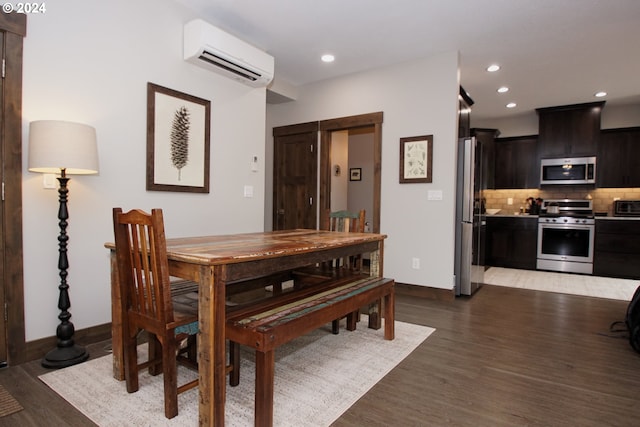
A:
[184,19,274,88]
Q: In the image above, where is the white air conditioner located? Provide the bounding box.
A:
[184,19,274,88]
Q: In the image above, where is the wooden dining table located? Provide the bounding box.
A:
[106,228,386,426]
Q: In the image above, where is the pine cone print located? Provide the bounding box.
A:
[171,106,190,180]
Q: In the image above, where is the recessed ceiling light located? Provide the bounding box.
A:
[506,102,517,108]
[321,54,335,63]
[497,86,509,93]
[487,64,500,72]
[594,91,607,98]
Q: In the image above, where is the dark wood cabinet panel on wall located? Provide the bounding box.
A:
[485,217,538,270]
[536,102,604,158]
[458,87,473,138]
[597,127,640,188]
[494,135,539,189]
[594,220,640,279]
[471,128,499,190]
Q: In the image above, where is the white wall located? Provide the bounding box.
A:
[22,0,268,341]
[266,52,460,290]
[348,132,374,230]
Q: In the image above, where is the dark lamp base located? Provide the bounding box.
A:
[41,344,89,369]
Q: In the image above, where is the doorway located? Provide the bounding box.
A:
[272,112,382,233]
[328,127,375,231]
[319,112,382,233]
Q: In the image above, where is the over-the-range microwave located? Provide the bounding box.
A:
[540,156,596,185]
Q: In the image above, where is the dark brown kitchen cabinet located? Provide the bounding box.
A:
[471,128,499,189]
[485,216,538,270]
[494,135,539,189]
[536,102,604,158]
[471,128,500,189]
[597,127,640,188]
[594,219,640,279]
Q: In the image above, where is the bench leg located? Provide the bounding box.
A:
[346,310,358,331]
[255,350,275,427]
[331,319,340,334]
[368,298,382,330]
[383,290,395,340]
[229,341,240,387]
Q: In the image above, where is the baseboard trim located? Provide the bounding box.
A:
[396,282,456,301]
[25,323,112,364]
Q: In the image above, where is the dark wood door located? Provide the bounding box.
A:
[273,122,318,230]
[0,13,27,365]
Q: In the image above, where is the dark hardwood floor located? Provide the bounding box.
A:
[0,284,638,426]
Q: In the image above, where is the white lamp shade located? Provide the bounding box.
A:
[28,120,99,175]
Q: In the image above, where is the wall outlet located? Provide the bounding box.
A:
[507,197,513,205]
[412,257,420,269]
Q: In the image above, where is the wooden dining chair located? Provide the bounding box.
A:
[112,207,201,419]
[324,209,369,333]
[325,209,366,271]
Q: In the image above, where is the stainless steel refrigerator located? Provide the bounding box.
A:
[454,137,484,296]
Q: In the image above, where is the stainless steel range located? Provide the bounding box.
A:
[537,199,594,274]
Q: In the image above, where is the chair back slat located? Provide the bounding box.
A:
[325,209,365,233]
[113,208,174,329]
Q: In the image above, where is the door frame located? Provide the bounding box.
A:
[319,112,383,233]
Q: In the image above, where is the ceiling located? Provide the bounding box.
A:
[175,0,640,122]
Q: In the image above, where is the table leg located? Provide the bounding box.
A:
[198,265,226,426]
[110,250,125,381]
[367,243,383,329]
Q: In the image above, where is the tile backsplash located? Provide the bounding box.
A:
[483,188,640,215]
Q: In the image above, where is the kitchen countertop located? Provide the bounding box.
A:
[486,214,538,218]
[486,213,640,220]
[595,216,640,220]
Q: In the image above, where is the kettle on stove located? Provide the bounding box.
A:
[547,202,560,214]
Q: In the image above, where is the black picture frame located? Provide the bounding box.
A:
[146,82,211,193]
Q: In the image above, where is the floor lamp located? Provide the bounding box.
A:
[28,120,99,369]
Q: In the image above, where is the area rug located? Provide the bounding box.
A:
[0,384,23,417]
[484,267,638,301]
[39,318,434,426]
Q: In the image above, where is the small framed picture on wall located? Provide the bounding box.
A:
[399,135,433,183]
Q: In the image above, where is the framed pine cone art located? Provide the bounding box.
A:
[146,82,211,193]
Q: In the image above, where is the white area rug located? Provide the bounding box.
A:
[39,318,434,426]
[484,267,638,301]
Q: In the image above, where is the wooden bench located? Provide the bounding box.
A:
[226,274,395,427]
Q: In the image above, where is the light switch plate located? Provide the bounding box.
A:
[43,173,57,189]
[427,190,443,201]
[244,185,254,198]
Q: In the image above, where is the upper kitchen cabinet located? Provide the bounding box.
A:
[471,128,499,189]
[598,127,640,188]
[458,87,473,138]
[494,135,539,189]
[536,102,605,158]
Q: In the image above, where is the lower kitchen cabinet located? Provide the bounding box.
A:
[594,219,640,279]
[485,216,538,270]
